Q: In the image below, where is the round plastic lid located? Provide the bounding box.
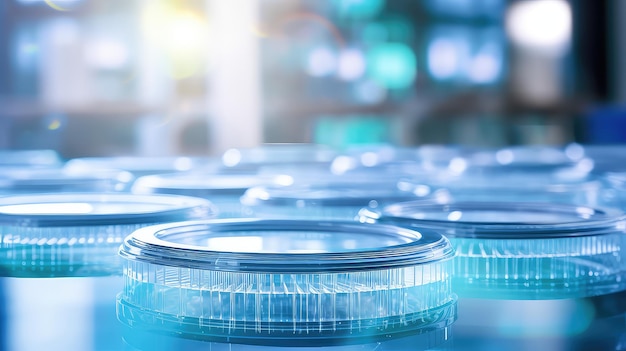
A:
[117,219,456,345]
[363,201,626,299]
[241,181,438,208]
[65,156,220,177]
[0,149,62,168]
[131,172,279,197]
[0,193,215,277]
[0,168,134,194]
[221,143,337,168]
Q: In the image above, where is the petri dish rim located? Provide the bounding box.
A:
[368,201,626,239]
[0,193,215,227]
[121,218,455,273]
[241,183,434,208]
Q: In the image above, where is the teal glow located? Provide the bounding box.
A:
[314,115,392,148]
[367,43,417,89]
[361,18,414,45]
[333,0,385,19]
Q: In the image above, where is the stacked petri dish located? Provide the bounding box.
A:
[0,193,216,277]
[131,172,286,218]
[0,167,135,195]
[65,155,222,178]
[116,218,457,347]
[241,179,444,220]
[0,190,216,351]
[362,200,626,350]
[404,145,602,207]
[0,149,63,169]
[221,143,337,173]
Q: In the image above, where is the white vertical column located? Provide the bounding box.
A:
[135,2,174,156]
[208,1,262,155]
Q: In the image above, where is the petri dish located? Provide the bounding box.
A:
[0,193,215,277]
[603,172,626,209]
[362,201,626,299]
[241,181,444,220]
[117,219,457,346]
[0,168,135,194]
[0,149,62,168]
[221,144,337,172]
[65,156,221,177]
[581,144,626,174]
[131,172,283,217]
[407,174,605,207]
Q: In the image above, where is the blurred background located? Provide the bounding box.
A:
[0,0,623,158]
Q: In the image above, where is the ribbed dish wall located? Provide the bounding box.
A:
[452,234,626,298]
[0,224,154,276]
[121,260,454,334]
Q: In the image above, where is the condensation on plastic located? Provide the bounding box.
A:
[117,219,457,346]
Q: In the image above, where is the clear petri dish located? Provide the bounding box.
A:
[0,193,215,277]
[581,144,626,174]
[131,172,283,218]
[64,156,221,177]
[221,144,337,171]
[241,181,443,220]
[0,149,62,168]
[603,172,626,209]
[361,201,626,299]
[0,168,135,194]
[117,219,457,346]
[407,174,605,207]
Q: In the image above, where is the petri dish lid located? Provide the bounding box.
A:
[241,182,440,208]
[0,193,215,227]
[65,156,221,177]
[118,219,456,345]
[405,174,604,206]
[363,201,626,299]
[0,168,134,194]
[367,201,624,239]
[0,149,62,168]
[0,193,215,277]
[131,172,281,197]
[120,219,454,273]
[582,144,626,173]
[222,143,337,169]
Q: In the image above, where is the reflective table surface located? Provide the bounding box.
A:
[1,276,625,351]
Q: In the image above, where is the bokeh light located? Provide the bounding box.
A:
[366,43,417,89]
[141,3,210,79]
[506,0,572,52]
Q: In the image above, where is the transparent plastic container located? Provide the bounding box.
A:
[362,201,626,299]
[0,149,63,168]
[464,145,592,178]
[221,144,337,172]
[0,167,135,194]
[362,203,626,351]
[0,193,215,277]
[408,174,605,207]
[241,181,444,220]
[581,144,626,174]
[603,172,626,209]
[120,319,453,351]
[117,219,457,346]
[65,156,221,177]
[131,172,283,218]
